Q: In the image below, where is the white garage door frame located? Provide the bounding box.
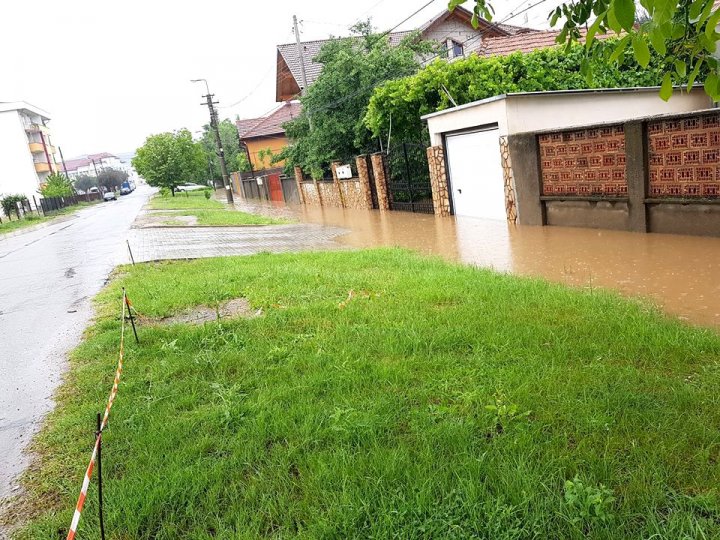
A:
[443,123,506,220]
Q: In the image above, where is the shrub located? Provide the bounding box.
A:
[40,173,74,198]
[364,40,694,142]
[1,194,28,218]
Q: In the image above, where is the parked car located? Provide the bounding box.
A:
[103,191,117,201]
[176,183,207,192]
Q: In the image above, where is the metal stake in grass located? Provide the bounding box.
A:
[126,240,136,266]
[123,288,140,344]
[96,413,106,540]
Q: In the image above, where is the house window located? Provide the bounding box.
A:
[451,40,464,58]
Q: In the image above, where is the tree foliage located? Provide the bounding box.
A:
[96,168,129,191]
[40,173,74,198]
[133,130,206,194]
[366,40,686,142]
[73,174,98,192]
[199,119,243,180]
[1,194,28,218]
[451,0,720,100]
[281,22,435,179]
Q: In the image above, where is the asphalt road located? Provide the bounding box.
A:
[0,186,151,500]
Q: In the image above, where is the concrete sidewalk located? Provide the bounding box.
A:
[126,223,348,262]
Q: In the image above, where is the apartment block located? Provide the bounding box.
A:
[0,102,60,201]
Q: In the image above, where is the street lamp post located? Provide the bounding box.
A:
[191,78,234,204]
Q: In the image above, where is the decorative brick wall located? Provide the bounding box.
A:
[370,153,390,210]
[300,181,320,205]
[317,181,341,207]
[647,114,720,198]
[355,155,374,209]
[338,180,366,209]
[539,126,627,197]
[427,145,450,217]
[499,136,517,224]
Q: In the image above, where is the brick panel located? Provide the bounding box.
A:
[538,126,627,197]
[648,114,720,198]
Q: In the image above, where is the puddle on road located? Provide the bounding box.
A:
[231,200,720,329]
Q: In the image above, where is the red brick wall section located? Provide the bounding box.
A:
[539,126,627,197]
[648,114,720,198]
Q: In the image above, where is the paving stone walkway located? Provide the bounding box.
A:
[127,223,348,262]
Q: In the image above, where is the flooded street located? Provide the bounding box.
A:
[235,200,720,329]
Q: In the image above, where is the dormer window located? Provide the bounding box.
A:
[451,40,464,58]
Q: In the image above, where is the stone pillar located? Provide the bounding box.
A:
[294,166,306,205]
[330,160,346,208]
[508,133,545,226]
[499,136,518,224]
[624,121,648,232]
[426,145,450,217]
[370,152,390,210]
[355,155,373,210]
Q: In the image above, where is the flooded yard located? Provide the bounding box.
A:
[232,199,720,329]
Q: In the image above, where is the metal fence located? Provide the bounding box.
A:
[386,142,434,214]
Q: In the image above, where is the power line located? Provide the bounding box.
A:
[307,0,548,115]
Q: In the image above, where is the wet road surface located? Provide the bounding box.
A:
[0,187,150,500]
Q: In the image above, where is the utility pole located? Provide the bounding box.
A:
[193,79,234,203]
[293,14,312,129]
[58,146,70,179]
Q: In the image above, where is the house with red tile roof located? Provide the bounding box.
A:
[275,6,532,101]
[236,101,302,174]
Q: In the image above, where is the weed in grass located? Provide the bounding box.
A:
[563,476,616,530]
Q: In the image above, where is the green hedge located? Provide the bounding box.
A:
[365,41,681,143]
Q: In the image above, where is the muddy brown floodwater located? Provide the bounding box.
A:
[233,200,720,329]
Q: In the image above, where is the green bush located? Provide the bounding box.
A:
[40,173,74,198]
[365,40,691,142]
[1,194,28,218]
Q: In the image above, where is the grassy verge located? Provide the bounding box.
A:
[0,202,97,236]
[149,191,287,225]
[148,190,224,210]
[8,249,720,539]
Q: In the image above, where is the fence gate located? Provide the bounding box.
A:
[386,142,434,214]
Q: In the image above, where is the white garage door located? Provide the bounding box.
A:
[445,128,506,220]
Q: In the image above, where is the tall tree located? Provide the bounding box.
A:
[281,22,435,179]
[133,130,206,195]
[73,174,98,192]
[451,0,720,100]
[96,168,129,191]
[199,119,243,182]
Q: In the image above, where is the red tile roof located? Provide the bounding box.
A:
[236,101,302,139]
[473,29,613,57]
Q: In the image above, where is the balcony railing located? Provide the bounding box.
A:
[28,142,44,153]
[34,162,50,173]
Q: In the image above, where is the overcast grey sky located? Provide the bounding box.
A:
[0,0,560,157]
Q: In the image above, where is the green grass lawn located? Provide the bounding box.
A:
[149,190,224,210]
[9,250,720,539]
[149,191,287,225]
[0,202,96,236]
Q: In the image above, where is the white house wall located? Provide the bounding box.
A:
[504,89,713,134]
[426,97,509,146]
[0,111,41,201]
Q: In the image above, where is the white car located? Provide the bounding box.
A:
[176,183,207,192]
[103,191,117,201]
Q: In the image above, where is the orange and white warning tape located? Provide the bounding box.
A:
[66,290,130,540]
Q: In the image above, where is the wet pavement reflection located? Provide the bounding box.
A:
[233,199,720,329]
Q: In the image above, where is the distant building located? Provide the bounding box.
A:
[0,101,61,200]
[63,152,125,179]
